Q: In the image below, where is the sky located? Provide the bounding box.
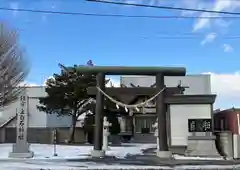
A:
[0,0,240,109]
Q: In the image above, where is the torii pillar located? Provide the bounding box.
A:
[156,73,171,158]
[91,73,105,158]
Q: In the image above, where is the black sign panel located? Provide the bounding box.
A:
[188,119,212,132]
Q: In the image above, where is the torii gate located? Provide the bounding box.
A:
[77,66,186,158]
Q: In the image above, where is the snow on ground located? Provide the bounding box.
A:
[1,161,240,170]
[153,149,224,160]
[0,143,167,170]
[0,143,239,170]
[176,164,240,169]
[0,143,156,160]
[0,162,172,170]
[106,143,156,158]
[173,154,224,160]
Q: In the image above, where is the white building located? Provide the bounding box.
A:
[120,74,215,148]
[0,86,72,128]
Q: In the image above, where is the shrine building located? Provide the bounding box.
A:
[116,74,217,155]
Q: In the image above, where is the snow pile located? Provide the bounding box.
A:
[107,143,156,158]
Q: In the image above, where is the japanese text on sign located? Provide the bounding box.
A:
[188,119,212,132]
[18,95,26,141]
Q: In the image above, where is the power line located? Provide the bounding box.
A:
[67,31,240,39]
[87,0,240,15]
[140,36,240,39]
[101,35,240,39]
[1,6,240,19]
[75,30,240,39]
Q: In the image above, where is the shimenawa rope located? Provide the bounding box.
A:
[96,86,165,109]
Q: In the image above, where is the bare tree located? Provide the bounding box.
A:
[0,22,30,107]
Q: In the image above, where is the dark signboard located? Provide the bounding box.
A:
[188,119,212,132]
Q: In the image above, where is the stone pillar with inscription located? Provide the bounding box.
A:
[9,90,34,158]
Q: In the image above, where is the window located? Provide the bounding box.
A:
[135,116,156,133]
[220,119,224,130]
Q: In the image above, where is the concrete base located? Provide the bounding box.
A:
[9,151,34,158]
[169,146,187,155]
[8,143,34,158]
[186,137,220,157]
[91,150,105,158]
[156,150,172,158]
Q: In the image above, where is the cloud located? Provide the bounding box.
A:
[204,72,240,109]
[19,81,39,87]
[9,2,19,17]
[201,32,217,45]
[193,12,212,32]
[178,0,239,47]
[190,0,240,32]
[222,44,233,52]
[106,78,120,87]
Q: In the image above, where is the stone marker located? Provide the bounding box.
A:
[102,116,112,151]
[152,118,159,151]
[9,90,34,158]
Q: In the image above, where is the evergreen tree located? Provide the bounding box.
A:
[38,61,120,143]
[38,63,96,143]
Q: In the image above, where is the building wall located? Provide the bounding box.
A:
[3,127,85,144]
[0,87,47,127]
[170,104,212,146]
[28,98,47,127]
[121,75,211,95]
[120,75,213,144]
[46,113,72,128]
[214,109,240,135]
[0,86,72,128]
